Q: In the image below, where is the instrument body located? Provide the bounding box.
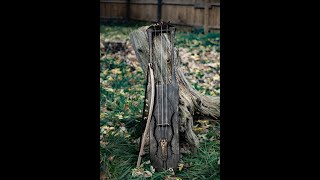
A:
[146,23,180,171]
[149,84,179,170]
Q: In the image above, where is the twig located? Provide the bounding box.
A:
[137,64,155,167]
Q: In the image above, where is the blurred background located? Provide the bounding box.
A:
[100,0,220,179]
[100,0,220,33]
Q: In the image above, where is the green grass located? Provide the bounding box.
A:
[101,133,220,179]
[100,21,220,52]
[175,31,220,52]
[176,141,220,179]
[100,21,220,180]
[100,134,137,179]
[100,54,146,138]
[100,21,149,41]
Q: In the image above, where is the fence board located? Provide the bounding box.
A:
[100,0,220,31]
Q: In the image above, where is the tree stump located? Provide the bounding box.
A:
[129,26,220,153]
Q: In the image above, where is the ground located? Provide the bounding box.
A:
[100,21,220,180]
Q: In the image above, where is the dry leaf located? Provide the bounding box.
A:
[131,168,144,177]
[100,171,107,180]
[143,171,152,178]
[107,76,114,81]
[165,176,182,180]
[111,68,121,74]
[108,155,115,161]
[150,166,155,173]
[178,163,184,171]
[115,114,123,119]
[124,104,129,110]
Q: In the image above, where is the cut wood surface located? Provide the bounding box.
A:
[129,25,220,152]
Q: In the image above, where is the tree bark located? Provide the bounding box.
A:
[129,26,220,152]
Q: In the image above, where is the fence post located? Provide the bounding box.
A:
[127,0,130,20]
[204,0,209,33]
[157,0,162,22]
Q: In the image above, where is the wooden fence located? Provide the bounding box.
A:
[100,0,220,32]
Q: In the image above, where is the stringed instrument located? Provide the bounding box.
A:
[137,21,180,171]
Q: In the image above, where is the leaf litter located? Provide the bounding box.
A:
[100,24,220,179]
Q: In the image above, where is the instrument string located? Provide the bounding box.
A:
[165,24,168,140]
[153,25,160,139]
[161,24,164,139]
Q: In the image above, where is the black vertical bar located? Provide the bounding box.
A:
[157,0,162,22]
[127,0,130,20]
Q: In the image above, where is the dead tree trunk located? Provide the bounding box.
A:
[129,26,220,152]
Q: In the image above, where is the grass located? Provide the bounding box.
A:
[175,31,220,52]
[100,21,149,41]
[100,21,220,179]
[177,141,220,179]
[100,134,137,179]
[100,21,220,52]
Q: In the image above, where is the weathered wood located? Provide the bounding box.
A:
[145,25,180,171]
[204,0,209,33]
[129,26,220,155]
[149,84,179,171]
[100,0,220,31]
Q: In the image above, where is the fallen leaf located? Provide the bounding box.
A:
[105,87,114,92]
[131,168,144,177]
[100,171,107,180]
[115,114,123,119]
[107,76,114,81]
[165,176,182,180]
[178,163,184,171]
[111,68,122,74]
[124,104,129,110]
[143,171,152,178]
[108,155,115,161]
[168,168,175,175]
[150,166,155,173]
